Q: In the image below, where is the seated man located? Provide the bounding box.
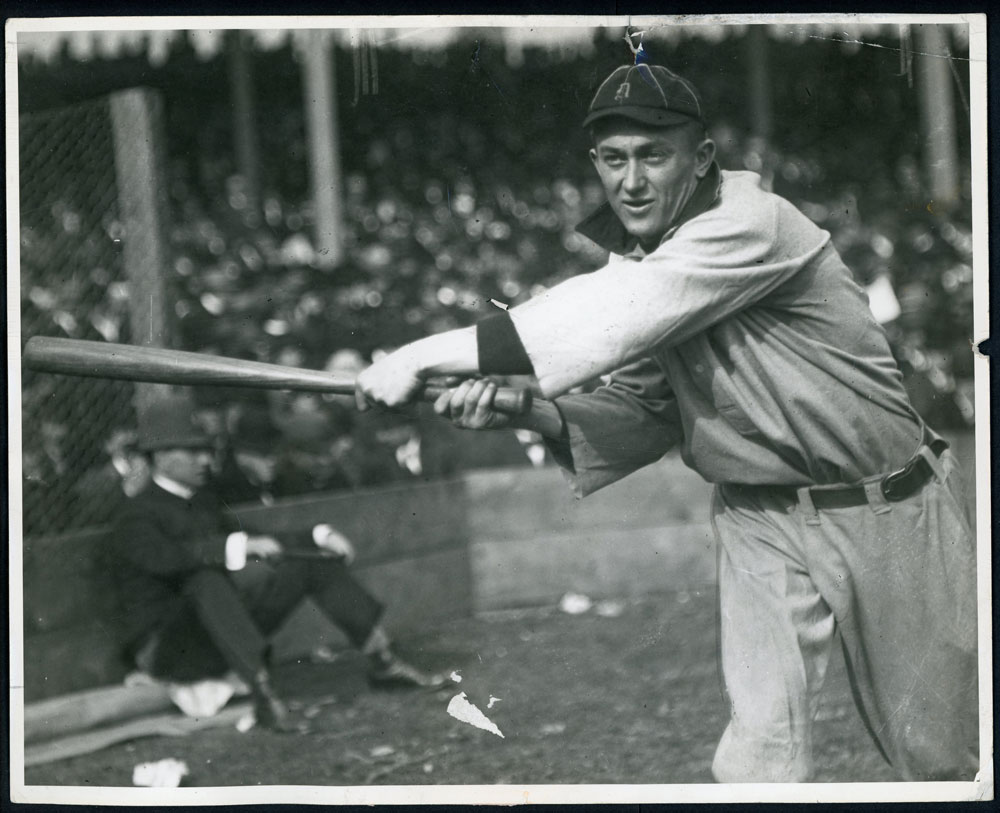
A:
[111,394,444,732]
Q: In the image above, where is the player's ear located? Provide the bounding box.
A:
[694,138,716,179]
[589,147,599,169]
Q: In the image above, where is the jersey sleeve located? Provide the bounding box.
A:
[510,181,830,397]
[545,356,684,497]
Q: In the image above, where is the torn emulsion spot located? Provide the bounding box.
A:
[487,695,502,709]
[489,299,508,311]
[447,692,504,738]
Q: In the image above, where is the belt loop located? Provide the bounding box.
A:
[796,487,821,525]
[918,445,947,483]
[864,480,893,514]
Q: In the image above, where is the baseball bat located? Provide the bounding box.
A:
[21,336,533,415]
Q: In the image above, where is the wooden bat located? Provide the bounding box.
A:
[21,336,533,415]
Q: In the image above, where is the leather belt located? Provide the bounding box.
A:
[765,438,950,510]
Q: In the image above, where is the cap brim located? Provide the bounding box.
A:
[582,106,699,129]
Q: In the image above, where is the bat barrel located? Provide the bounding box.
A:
[22,336,535,415]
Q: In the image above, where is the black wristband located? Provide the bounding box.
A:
[476,311,535,375]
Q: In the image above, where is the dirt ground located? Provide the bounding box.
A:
[24,590,897,788]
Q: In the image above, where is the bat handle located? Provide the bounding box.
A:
[421,383,533,415]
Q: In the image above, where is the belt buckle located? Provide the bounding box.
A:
[879,462,912,501]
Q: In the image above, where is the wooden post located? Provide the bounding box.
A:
[226,30,262,216]
[914,25,960,211]
[746,25,773,141]
[109,88,172,412]
[301,29,344,269]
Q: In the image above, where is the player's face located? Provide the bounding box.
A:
[154,447,214,489]
[590,121,715,249]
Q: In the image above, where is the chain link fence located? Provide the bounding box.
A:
[19,91,170,537]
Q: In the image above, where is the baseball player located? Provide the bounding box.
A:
[356,63,979,781]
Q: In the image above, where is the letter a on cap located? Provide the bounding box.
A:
[614,81,631,102]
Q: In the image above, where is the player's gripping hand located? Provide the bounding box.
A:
[434,378,512,430]
[355,346,424,411]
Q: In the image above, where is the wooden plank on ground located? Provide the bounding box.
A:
[470,523,717,612]
[24,702,252,767]
[464,456,713,539]
[25,682,174,744]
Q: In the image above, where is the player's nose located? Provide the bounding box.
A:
[622,159,646,193]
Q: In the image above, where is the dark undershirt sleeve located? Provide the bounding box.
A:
[476,311,535,375]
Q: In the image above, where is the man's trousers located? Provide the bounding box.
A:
[709,447,979,782]
[140,558,384,683]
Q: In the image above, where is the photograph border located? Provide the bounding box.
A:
[6,12,993,805]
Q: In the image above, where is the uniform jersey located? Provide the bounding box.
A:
[482,167,925,492]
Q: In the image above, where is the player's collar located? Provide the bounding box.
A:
[575,161,721,256]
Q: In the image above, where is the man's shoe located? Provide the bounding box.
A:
[252,672,296,732]
[367,655,448,690]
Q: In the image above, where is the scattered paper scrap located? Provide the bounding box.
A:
[540,722,566,736]
[370,744,395,758]
[168,678,239,718]
[450,671,463,683]
[447,692,504,738]
[595,599,625,618]
[132,758,189,787]
[559,592,592,615]
[487,695,502,709]
[489,299,509,310]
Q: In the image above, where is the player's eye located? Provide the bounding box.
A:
[602,153,626,167]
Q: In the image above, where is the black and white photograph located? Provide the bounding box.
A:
[6,14,991,804]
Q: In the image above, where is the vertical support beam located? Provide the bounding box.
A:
[226,30,261,216]
[109,88,172,412]
[915,25,959,211]
[301,29,344,269]
[746,25,773,141]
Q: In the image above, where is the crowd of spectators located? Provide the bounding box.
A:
[19,28,976,535]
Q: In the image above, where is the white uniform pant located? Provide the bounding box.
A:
[710,447,979,782]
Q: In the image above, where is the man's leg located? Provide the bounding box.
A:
[229,558,384,645]
[710,486,837,783]
[148,569,293,731]
[148,570,269,684]
[800,449,979,780]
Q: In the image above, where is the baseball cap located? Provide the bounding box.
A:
[137,394,213,452]
[583,64,705,129]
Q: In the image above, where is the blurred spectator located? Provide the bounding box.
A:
[75,427,151,509]
[17,30,975,540]
[110,393,447,730]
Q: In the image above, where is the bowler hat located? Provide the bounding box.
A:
[137,394,213,452]
[583,64,704,129]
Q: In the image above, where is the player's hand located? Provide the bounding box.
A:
[433,378,512,430]
[355,346,424,412]
[312,524,356,565]
[246,535,284,559]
